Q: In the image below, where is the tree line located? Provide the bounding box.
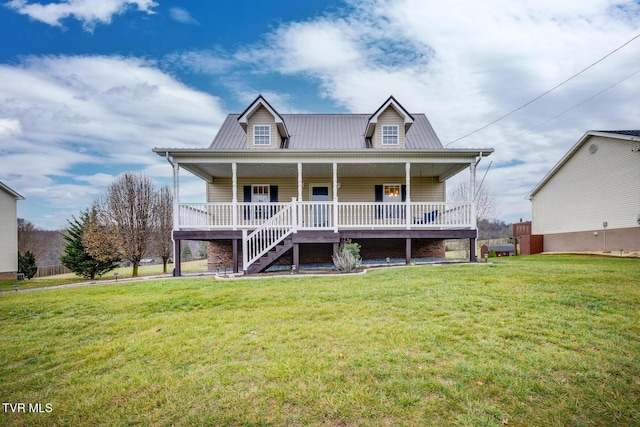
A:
[58,172,173,279]
[17,176,506,279]
[16,172,172,280]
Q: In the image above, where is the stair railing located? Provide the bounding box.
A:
[242,198,297,272]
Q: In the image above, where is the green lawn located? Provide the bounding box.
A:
[0,260,209,291]
[0,255,638,426]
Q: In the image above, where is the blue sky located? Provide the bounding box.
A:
[1,0,639,229]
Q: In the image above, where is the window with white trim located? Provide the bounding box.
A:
[383,184,401,201]
[382,125,399,145]
[253,125,271,145]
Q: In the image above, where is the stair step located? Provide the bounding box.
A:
[247,238,293,274]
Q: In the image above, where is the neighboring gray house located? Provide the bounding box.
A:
[154,95,493,274]
[527,130,640,254]
[0,182,24,280]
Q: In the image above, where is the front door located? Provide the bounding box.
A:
[251,184,270,219]
[312,186,329,227]
[383,184,401,218]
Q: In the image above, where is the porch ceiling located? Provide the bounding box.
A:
[179,162,470,181]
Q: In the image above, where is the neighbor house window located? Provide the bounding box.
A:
[253,125,271,145]
[382,125,399,145]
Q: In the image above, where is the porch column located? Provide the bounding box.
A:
[173,238,181,276]
[173,161,180,230]
[332,162,338,232]
[293,243,300,272]
[405,238,412,264]
[231,239,238,273]
[297,162,303,230]
[470,161,477,230]
[297,162,303,201]
[232,162,238,230]
[470,237,477,262]
[405,162,411,229]
[172,161,180,276]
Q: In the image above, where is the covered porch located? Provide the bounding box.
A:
[155,149,490,274]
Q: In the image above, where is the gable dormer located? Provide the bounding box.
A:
[238,95,290,149]
[365,96,414,149]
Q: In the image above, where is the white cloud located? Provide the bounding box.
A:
[165,50,234,74]
[169,7,198,25]
[6,0,157,31]
[74,173,116,186]
[0,118,22,140]
[226,0,640,221]
[0,54,225,228]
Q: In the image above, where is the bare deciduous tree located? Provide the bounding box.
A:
[18,219,65,265]
[152,185,173,273]
[87,172,156,277]
[447,181,500,222]
[447,181,501,260]
[18,219,48,257]
[82,204,121,264]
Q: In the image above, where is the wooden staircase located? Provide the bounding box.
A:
[242,200,296,274]
[245,236,293,274]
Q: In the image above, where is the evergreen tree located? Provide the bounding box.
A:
[199,241,207,259]
[181,245,193,262]
[18,251,38,279]
[60,209,120,280]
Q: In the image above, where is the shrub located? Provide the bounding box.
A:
[332,239,361,272]
[18,251,38,280]
[488,249,497,258]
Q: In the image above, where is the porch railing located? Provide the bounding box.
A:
[177,201,474,230]
[242,202,296,269]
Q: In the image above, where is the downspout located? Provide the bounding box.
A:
[165,151,174,167]
[470,152,483,261]
[165,152,179,276]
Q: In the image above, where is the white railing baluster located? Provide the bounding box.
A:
[178,201,475,231]
[243,202,296,271]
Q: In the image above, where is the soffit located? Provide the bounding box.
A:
[179,161,470,180]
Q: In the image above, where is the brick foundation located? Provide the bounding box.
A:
[355,238,445,260]
[207,240,239,270]
[0,271,17,281]
[300,244,334,264]
[411,238,446,259]
[205,237,448,271]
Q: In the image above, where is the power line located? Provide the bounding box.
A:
[445,33,640,146]
[491,67,640,150]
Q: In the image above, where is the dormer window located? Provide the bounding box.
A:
[254,125,271,145]
[382,125,399,145]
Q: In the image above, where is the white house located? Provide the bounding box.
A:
[154,96,493,274]
[527,130,640,254]
[0,182,25,280]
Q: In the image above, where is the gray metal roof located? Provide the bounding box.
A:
[596,130,640,137]
[0,181,25,200]
[209,113,444,150]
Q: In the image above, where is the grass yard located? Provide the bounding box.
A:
[0,255,638,426]
[0,260,209,291]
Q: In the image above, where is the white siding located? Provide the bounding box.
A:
[0,189,18,274]
[247,106,279,149]
[208,176,445,203]
[372,107,406,149]
[532,135,640,234]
